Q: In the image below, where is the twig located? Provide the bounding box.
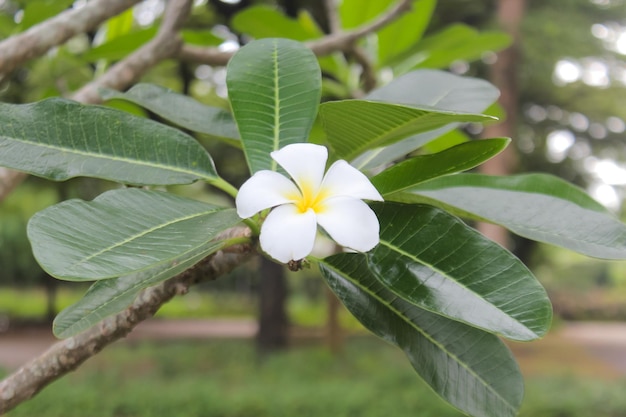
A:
[324,0,341,34]
[178,0,413,64]
[0,228,253,415]
[0,0,142,79]
[71,0,192,104]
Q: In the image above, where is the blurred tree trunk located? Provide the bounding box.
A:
[325,286,344,354]
[256,256,289,354]
[478,0,526,248]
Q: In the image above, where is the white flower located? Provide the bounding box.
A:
[236,143,383,263]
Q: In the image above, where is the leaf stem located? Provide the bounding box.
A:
[209,176,239,198]
[242,218,260,236]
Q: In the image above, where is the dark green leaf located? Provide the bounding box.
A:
[320,99,493,161]
[320,253,523,417]
[226,38,321,174]
[100,83,240,146]
[28,189,241,280]
[371,138,510,195]
[0,98,218,185]
[369,202,552,340]
[399,174,626,259]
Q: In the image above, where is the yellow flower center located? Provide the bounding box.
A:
[290,181,328,214]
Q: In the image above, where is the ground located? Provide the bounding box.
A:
[1,320,625,378]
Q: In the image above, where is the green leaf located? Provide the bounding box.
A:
[28,189,241,280]
[377,0,436,66]
[398,174,626,259]
[352,70,500,170]
[371,138,510,195]
[232,6,322,41]
[320,99,493,161]
[0,98,218,185]
[320,253,524,417]
[82,28,157,62]
[369,202,552,340]
[53,239,226,338]
[226,38,322,174]
[340,0,393,29]
[100,83,240,146]
[18,0,74,30]
[393,24,512,71]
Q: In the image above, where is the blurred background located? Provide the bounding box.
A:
[1,0,626,416]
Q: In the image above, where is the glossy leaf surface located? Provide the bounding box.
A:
[369,202,552,341]
[53,240,226,338]
[352,70,499,169]
[0,98,218,185]
[101,83,240,146]
[28,189,241,280]
[399,174,626,259]
[226,38,321,173]
[320,253,523,417]
[320,99,493,161]
[371,138,509,195]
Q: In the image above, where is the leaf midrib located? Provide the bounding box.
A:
[2,135,214,180]
[378,238,538,339]
[65,209,218,276]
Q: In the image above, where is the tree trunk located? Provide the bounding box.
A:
[256,256,289,354]
[478,0,526,248]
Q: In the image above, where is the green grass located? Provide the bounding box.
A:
[3,338,465,417]
[3,337,626,417]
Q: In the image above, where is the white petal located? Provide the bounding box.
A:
[259,204,318,263]
[316,196,380,252]
[271,143,327,192]
[320,160,383,201]
[236,170,300,218]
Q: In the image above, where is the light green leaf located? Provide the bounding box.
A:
[339,0,393,29]
[320,253,524,417]
[232,5,322,40]
[377,0,436,66]
[353,70,500,170]
[53,239,226,338]
[100,83,240,146]
[82,27,157,62]
[226,38,321,173]
[18,0,74,30]
[320,99,493,161]
[371,138,509,195]
[393,23,512,72]
[369,202,552,341]
[398,174,626,259]
[28,189,241,280]
[0,98,218,185]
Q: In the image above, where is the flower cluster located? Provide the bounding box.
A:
[236,143,383,263]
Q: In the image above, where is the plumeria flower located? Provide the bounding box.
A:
[236,143,384,263]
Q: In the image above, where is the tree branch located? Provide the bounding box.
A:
[178,0,413,65]
[0,0,141,79]
[71,0,192,104]
[0,228,253,415]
